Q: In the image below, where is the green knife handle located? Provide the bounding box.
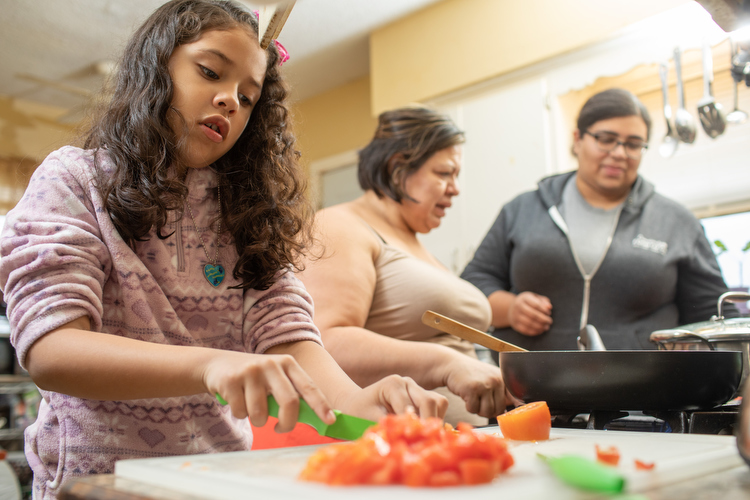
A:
[267,394,339,436]
[215,393,337,436]
[539,454,625,493]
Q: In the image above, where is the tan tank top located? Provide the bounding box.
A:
[362,224,493,426]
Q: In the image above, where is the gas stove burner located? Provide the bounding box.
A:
[550,403,740,435]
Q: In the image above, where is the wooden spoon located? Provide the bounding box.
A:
[422,310,527,352]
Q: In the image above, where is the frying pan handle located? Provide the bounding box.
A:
[577,324,606,351]
[715,291,750,321]
[421,310,527,352]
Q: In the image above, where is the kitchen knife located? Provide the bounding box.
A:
[216,393,375,441]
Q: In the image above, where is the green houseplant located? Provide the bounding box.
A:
[713,239,750,287]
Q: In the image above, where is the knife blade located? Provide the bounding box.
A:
[215,393,375,441]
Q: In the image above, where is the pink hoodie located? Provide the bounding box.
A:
[0,146,322,499]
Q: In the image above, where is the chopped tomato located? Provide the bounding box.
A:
[496,401,551,441]
[595,445,621,466]
[634,459,655,470]
[419,444,455,471]
[458,459,495,485]
[402,455,432,487]
[299,412,514,487]
[429,470,461,487]
[368,457,398,485]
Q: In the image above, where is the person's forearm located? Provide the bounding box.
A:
[488,290,516,328]
[27,326,213,400]
[266,340,361,409]
[321,326,462,389]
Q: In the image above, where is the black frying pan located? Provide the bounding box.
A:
[422,311,743,411]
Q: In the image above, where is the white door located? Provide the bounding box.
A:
[320,163,362,208]
[420,77,553,274]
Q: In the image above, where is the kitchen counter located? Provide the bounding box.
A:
[58,464,750,500]
[56,427,750,500]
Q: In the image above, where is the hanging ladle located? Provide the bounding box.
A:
[658,62,679,157]
[727,38,748,125]
[673,47,697,144]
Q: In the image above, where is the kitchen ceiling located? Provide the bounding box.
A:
[0,0,443,117]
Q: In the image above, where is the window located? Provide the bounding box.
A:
[700,211,750,315]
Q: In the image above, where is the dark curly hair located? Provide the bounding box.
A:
[83,0,312,290]
[357,106,464,203]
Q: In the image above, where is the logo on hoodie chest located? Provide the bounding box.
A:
[632,234,668,255]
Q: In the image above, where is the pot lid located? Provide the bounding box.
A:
[650,318,750,344]
[650,291,750,343]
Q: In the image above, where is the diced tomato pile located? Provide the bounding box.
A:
[299,412,514,487]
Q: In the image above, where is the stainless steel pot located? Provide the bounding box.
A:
[649,292,750,468]
[650,291,750,392]
[739,377,750,466]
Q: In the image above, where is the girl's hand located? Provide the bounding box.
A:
[337,374,449,422]
[202,350,336,433]
[508,292,553,336]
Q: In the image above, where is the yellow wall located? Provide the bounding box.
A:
[291,0,691,165]
[291,76,377,165]
[2,0,695,178]
[370,0,689,114]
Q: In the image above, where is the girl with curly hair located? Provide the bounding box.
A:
[0,1,445,496]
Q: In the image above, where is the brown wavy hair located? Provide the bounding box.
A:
[357,106,464,203]
[83,0,312,290]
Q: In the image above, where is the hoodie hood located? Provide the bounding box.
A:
[537,171,655,213]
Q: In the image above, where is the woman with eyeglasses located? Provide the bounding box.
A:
[461,88,734,351]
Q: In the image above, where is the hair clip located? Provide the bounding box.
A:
[253,10,290,66]
[274,40,290,66]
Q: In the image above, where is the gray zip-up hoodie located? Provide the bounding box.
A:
[461,171,734,351]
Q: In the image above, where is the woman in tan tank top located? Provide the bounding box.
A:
[298,107,509,426]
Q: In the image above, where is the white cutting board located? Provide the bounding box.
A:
[114,428,745,499]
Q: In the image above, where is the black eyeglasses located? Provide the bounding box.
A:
[584,131,648,160]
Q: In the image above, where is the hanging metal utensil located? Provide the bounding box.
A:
[697,40,727,138]
[658,62,679,157]
[674,47,697,144]
[727,38,749,125]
